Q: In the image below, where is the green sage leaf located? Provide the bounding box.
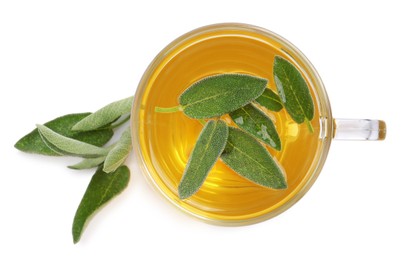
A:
[72,165,130,243]
[273,56,314,124]
[255,88,283,112]
[178,120,229,199]
[72,96,133,131]
[37,124,109,158]
[103,126,132,173]
[221,127,287,189]
[14,113,113,156]
[230,104,281,151]
[68,156,106,170]
[179,74,267,119]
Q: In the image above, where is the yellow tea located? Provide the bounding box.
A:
[135,26,322,222]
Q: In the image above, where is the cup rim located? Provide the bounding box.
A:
[131,22,333,225]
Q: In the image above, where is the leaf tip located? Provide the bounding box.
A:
[278,180,288,190]
[14,139,23,151]
[274,55,284,64]
[73,237,79,244]
[178,183,192,200]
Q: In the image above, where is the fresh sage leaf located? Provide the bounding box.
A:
[221,127,287,189]
[178,120,228,199]
[273,56,314,128]
[37,124,109,158]
[72,165,130,243]
[68,156,106,170]
[72,96,133,131]
[179,74,267,119]
[103,126,132,173]
[230,104,281,151]
[255,88,283,112]
[14,113,113,156]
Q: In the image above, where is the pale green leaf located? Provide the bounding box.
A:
[37,124,109,158]
[14,113,113,156]
[68,156,106,170]
[72,96,133,131]
[103,126,132,173]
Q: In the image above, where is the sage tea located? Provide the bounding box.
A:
[136,26,321,222]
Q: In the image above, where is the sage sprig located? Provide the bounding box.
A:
[15,96,134,243]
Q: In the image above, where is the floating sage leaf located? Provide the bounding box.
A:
[179,74,267,119]
[273,56,314,130]
[72,165,130,243]
[178,120,228,199]
[68,156,106,170]
[14,113,113,156]
[37,124,109,158]
[221,127,287,189]
[103,126,132,173]
[72,96,133,131]
[230,104,281,151]
[255,88,283,112]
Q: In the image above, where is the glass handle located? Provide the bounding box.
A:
[333,119,386,141]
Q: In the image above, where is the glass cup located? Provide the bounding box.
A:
[131,23,386,225]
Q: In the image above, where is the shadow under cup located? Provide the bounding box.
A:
[131,23,383,225]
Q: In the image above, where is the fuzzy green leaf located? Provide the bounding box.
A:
[255,88,283,112]
[103,126,132,173]
[230,104,281,151]
[179,74,267,119]
[37,124,109,158]
[221,127,287,189]
[72,166,130,243]
[68,156,106,170]
[14,113,113,156]
[178,120,229,199]
[273,56,314,124]
[72,96,133,131]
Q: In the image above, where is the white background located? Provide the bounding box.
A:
[1,0,402,259]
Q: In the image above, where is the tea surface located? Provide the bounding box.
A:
[137,29,321,221]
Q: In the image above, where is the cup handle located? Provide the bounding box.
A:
[333,119,386,141]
